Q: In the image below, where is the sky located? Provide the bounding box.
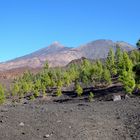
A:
[0,0,139,62]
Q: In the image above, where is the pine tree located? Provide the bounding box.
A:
[116,51,133,75]
[119,71,135,94]
[21,81,30,94]
[118,51,135,94]
[90,61,103,85]
[69,64,80,83]
[56,87,62,97]
[34,79,42,91]
[96,60,103,81]
[63,71,71,86]
[133,63,140,89]
[103,67,112,85]
[80,59,91,85]
[122,51,133,72]
[75,83,83,96]
[0,84,5,104]
[41,84,46,97]
[130,50,137,64]
[41,73,51,87]
[106,48,117,76]
[115,47,123,74]
[21,71,33,84]
[44,61,49,71]
[130,50,140,64]
[11,83,20,96]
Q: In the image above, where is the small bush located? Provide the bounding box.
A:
[88,92,94,102]
[30,95,35,100]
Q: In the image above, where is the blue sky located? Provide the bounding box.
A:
[0,0,139,62]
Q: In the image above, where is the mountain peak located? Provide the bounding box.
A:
[52,41,61,45]
[49,41,64,49]
[0,39,134,71]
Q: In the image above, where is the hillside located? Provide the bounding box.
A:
[0,39,134,71]
[0,40,139,140]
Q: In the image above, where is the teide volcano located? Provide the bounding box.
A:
[0,39,134,71]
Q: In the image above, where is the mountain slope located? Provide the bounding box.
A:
[77,40,134,59]
[0,39,135,71]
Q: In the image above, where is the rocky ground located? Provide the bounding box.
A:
[0,94,139,140]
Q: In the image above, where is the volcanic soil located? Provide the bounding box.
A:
[0,90,139,140]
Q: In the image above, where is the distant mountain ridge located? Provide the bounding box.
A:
[0,39,135,71]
